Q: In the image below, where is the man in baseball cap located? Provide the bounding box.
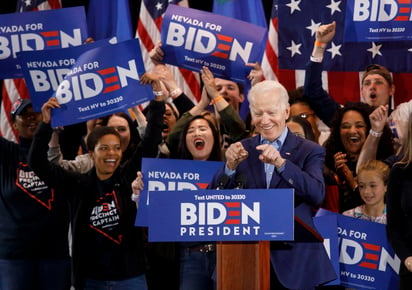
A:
[361,63,395,108]
[11,98,33,121]
[10,98,41,140]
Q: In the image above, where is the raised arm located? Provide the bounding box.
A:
[29,98,79,191]
[356,105,388,173]
[201,66,247,143]
[138,72,167,158]
[304,21,339,126]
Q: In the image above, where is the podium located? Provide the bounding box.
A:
[217,241,270,290]
[147,188,295,289]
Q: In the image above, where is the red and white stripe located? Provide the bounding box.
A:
[0,0,61,142]
[136,0,201,104]
[261,7,411,109]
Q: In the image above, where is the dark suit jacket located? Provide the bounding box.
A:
[387,163,412,285]
[211,131,336,289]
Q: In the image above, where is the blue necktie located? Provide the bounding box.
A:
[263,139,281,188]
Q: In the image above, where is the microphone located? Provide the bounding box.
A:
[234,173,247,189]
[215,174,230,190]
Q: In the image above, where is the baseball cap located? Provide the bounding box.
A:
[11,99,32,121]
[362,64,393,86]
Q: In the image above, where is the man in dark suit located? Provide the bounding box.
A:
[211,80,336,289]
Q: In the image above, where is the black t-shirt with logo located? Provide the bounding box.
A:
[0,137,70,259]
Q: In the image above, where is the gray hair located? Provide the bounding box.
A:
[248,80,289,109]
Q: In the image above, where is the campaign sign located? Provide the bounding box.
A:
[0,7,87,79]
[135,158,223,227]
[161,4,267,83]
[18,37,117,112]
[148,188,294,242]
[315,209,399,289]
[344,0,412,42]
[50,39,153,127]
[313,215,341,285]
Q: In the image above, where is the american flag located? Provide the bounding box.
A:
[0,0,61,142]
[137,0,201,103]
[273,0,412,107]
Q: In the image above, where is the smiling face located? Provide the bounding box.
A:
[185,118,214,161]
[339,110,367,158]
[250,89,290,142]
[91,134,122,180]
[107,115,130,153]
[13,106,42,139]
[361,73,394,107]
[358,169,387,208]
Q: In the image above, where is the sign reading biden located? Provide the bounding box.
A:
[161,5,267,83]
[344,0,412,41]
[18,38,117,112]
[148,188,294,242]
[135,158,224,227]
[0,7,87,79]
[315,210,399,289]
[50,39,153,127]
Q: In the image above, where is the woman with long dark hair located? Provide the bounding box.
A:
[323,101,394,212]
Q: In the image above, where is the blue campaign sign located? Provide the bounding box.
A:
[315,210,399,289]
[344,0,412,42]
[313,215,341,285]
[135,158,224,227]
[0,7,87,79]
[50,39,153,127]
[148,188,294,242]
[18,37,117,112]
[161,4,267,83]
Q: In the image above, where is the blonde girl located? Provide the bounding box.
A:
[343,159,389,224]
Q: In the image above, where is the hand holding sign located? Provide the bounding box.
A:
[152,64,180,97]
[246,62,263,87]
[139,72,161,88]
[41,97,60,124]
[149,42,165,65]
[131,171,144,207]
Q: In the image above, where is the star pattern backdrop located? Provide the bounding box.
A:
[274,0,412,107]
[2,0,412,142]
[278,0,412,72]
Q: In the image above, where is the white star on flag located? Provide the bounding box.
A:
[287,40,302,57]
[306,19,321,37]
[367,42,383,58]
[286,0,301,14]
[327,42,342,59]
[326,0,341,15]
[155,2,163,10]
